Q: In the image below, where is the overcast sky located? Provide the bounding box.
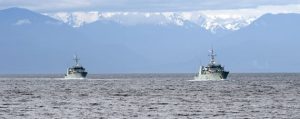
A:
[0,0,300,12]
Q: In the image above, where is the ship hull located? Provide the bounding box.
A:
[64,72,87,79]
[194,71,229,80]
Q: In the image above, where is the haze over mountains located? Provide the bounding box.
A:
[0,7,299,73]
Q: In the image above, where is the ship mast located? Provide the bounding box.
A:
[209,48,216,64]
[73,55,80,66]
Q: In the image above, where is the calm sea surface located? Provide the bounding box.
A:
[0,73,299,119]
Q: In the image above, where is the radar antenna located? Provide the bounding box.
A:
[209,48,216,64]
[73,55,80,66]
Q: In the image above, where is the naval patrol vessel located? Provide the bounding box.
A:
[64,55,88,79]
[194,49,229,80]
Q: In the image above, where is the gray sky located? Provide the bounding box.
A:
[0,0,300,12]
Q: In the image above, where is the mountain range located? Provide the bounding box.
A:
[0,7,299,73]
[46,11,257,32]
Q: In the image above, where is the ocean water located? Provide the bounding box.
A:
[0,73,299,118]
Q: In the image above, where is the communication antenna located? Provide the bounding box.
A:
[209,48,216,64]
[73,54,80,66]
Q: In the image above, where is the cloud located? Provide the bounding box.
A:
[0,0,91,12]
[201,4,300,17]
[14,19,31,25]
[0,0,300,12]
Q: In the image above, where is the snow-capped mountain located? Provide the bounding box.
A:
[45,11,258,32]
